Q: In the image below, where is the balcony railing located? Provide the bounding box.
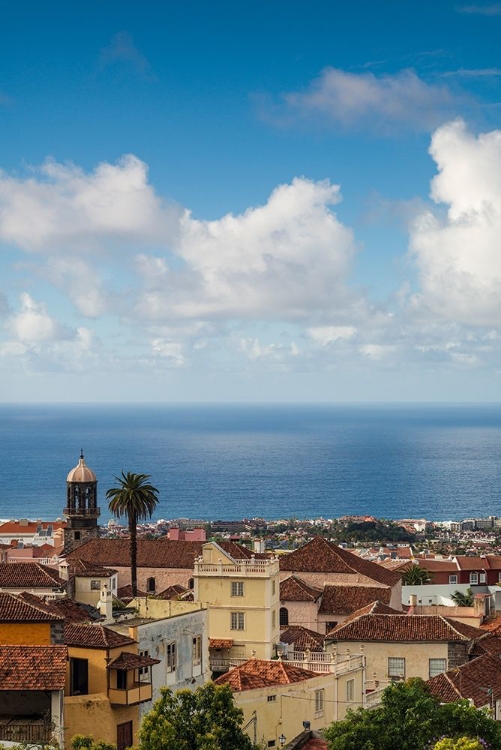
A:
[210,654,365,676]
[365,686,388,708]
[109,682,153,706]
[194,558,279,577]
[0,723,52,743]
[63,507,101,517]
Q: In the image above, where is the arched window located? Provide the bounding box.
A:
[147,577,156,593]
[188,578,194,589]
[280,607,289,627]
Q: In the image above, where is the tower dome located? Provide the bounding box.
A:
[66,451,97,483]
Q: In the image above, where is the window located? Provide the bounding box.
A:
[388,657,405,680]
[188,578,194,589]
[470,573,479,585]
[231,612,245,630]
[498,572,501,583]
[325,621,338,634]
[166,642,177,672]
[315,689,325,716]
[116,669,127,690]
[231,581,244,597]
[449,575,458,585]
[480,573,486,583]
[90,580,100,590]
[147,577,156,593]
[74,531,81,541]
[139,649,151,677]
[429,659,447,678]
[192,636,202,665]
[279,607,289,627]
[70,657,88,696]
[267,695,277,702]
[272,610,276,630]
[346,679,355,703]
[272,580,276,596]
[267,742,276,748]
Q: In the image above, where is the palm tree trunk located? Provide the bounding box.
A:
[129,510,138,598]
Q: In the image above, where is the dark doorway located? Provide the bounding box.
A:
[70,658,88,695]
[117,721,133,750]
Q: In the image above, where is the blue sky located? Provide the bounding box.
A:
[2,0,501,401]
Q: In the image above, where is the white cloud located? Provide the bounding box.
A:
[150,339,186,366]
[456,3,501,15]
[0,155,178,252]
[238,337,300,362]
[410,119,501,325]
[261,67,459,133]
[7,293,63,342]
[135,177,356,322]
[359,344,397,359]
[307,325,357,346]
[99,32,154,78]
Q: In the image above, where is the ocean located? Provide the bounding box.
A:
[1,403,501,523]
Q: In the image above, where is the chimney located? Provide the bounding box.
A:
[408,593,418,614]
[98,584,113,623]
[58,561,69,581]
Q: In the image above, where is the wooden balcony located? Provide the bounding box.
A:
[0,721,52,744]
[109,682,153,706]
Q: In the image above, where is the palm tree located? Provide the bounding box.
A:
[451,588,474,607]
[106,472,159,597]
[400,565,433,585]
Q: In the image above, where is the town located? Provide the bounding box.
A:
[1,454,501,749]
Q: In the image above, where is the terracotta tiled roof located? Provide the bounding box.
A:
[18,592,101,623]
[330,613,485,643]
[280,575,322,602]
[470,632,501,658]
[155,584,188,600]
[64,623,136,649]
[0,592,65,622]
[108,651,160,670]
[0,645,67,690]
[428,653,501,707]
[215,659,320,691]
[210,638,234,649]
[417,559,458,573]
[66,538,255,569]
[68,559,117,578]
[480,614,501,635]
[117,584,147,601]
[454,556,488,571]
[0,563,66,589]
[279,537,400,587]
[303,740,328,750]
[279,626,325,651]
[325,600,404,634]
[0,520,66,534]
[318,584,391,614]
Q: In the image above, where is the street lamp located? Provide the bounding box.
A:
[279,735,286,747]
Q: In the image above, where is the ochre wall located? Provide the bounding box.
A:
[64,694,138,749]
[0,622,52,645]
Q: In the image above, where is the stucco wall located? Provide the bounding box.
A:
[0,622,52,645]
[64,694,138,749]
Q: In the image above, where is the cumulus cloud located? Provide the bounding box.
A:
[410,119,501,325]
[260,67,460,133]
[456,3,501,14]
[134,177,357,322]
[307,325,357,346]
[0,155,178,252]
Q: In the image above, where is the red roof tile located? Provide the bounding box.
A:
[0,592,65,622]
[330,613,485,642]
[280,576,322,602]
[0,645,67,690]
[215,659,320,691]
[155,584,188,600]
[64,623,136,649]
[66,538,254,569]
[318,584,391,614]
[0,563,66,589]
[279,537,400,587]
[210,638,234,649]
[0,520,66,534]
[428,653,501,707]
[108,651,160,670]
[279,626,325,651]
[117,584,147,601]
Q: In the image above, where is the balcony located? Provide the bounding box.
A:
[63,507,101,517]
[109,682,153,706]
[194,557,279,578]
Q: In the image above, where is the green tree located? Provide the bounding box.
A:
[434,738,487,750]
[324,678,501,750]
[106,471,159,597]
[451,588,474,607]
[400,565,433,585]
[139,683,257,750]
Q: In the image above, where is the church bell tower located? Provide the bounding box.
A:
[63,450,100,554]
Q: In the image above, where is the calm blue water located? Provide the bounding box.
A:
[1,403,501,523]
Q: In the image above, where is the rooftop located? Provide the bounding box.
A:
[0,562,66,589]
[215,659,320,691]
[0,645,67,690]
[280,575,322,602]
[0,592,65,623]
[318,583,392,615]
[330,611,485,642]
[64,623,136,649]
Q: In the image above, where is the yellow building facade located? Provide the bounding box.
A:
[194,542,280,663]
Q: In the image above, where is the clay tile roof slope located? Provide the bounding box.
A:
[0,645,67,690]
[155,584,188,600]
[68,559,117,577]
[454,556,488,571]
[117,584,147,600]
[66,538,257,569]
[280,576,322,602]
[0,520,66,534]
[279,537,400,587]
[417,559,458,573]
[210,638,234,649]
[214,659,320,691]
[319,584,391,614]
[428,653,501,707]
[325,600,404,634]
[18,592,100,624]
[279,626,325,651]
[330,614,485,642]
[0,562,66,589]
[470,632,501,658]
[0,592,64,622]
[108,651,160,670]
[64,622,136,648]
